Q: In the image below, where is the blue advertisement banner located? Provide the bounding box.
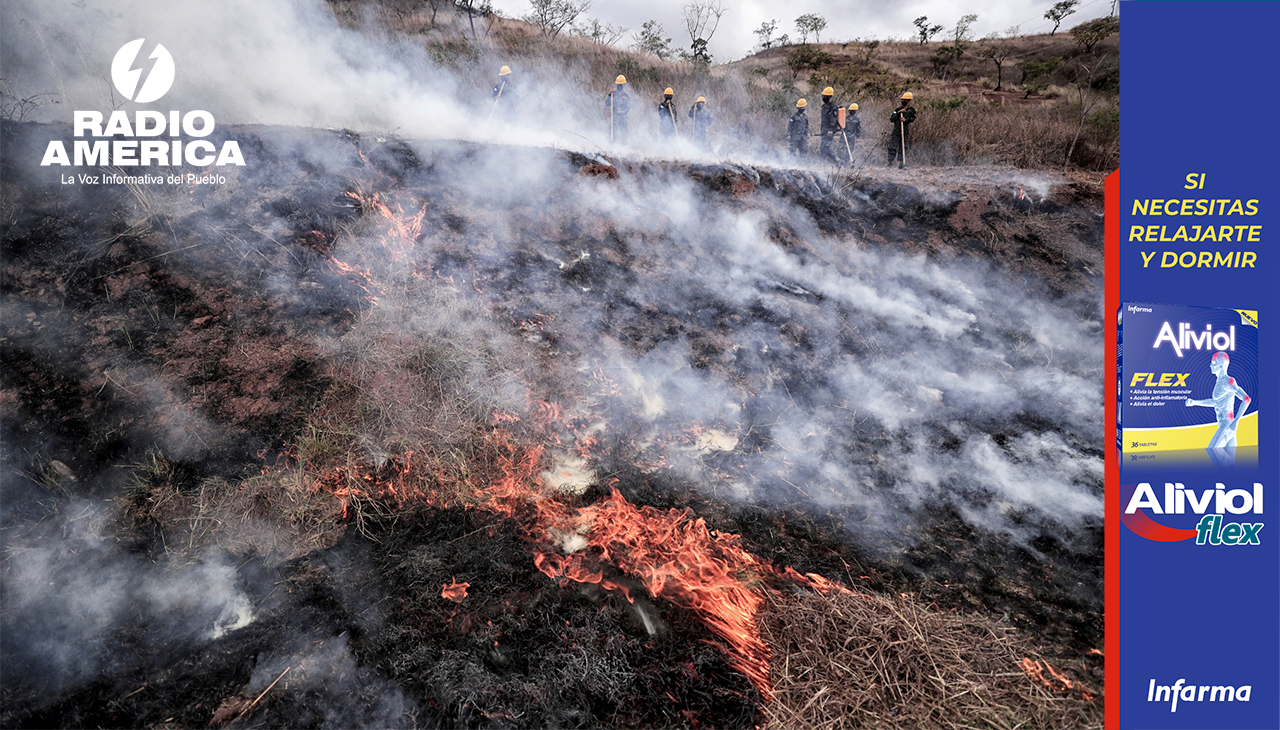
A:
[1117,2,1279,728]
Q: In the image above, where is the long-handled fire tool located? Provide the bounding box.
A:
[484,79,506,131]
[899,114,907,169]
[667,104,683,153]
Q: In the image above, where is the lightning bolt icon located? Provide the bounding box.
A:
[127,43,162,100]
[112,39,174,104]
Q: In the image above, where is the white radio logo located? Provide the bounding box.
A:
[41,37,244,169]
[111,39,175,104]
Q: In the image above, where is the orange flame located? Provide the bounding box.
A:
[301,410,851,702]
[534,488,778,696]
[1019,657,1094,701]
[442,578,471,602]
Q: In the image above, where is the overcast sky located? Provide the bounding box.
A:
[489,0,1117,61]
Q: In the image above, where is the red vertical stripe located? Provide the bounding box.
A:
[1103,169,1119,730]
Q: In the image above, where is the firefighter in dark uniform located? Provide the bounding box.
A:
[788,99,809,157]
[688,96,712,147]
[491,65,515,124]
[818,87,841,162]
[605,75,631,144]
[888,91,916,168]
[657,87,678,138]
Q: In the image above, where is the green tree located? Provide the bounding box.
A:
[951,14,978,45]
[854,38,880,65]
[1071,16,1119,53]
[632,19,674,59]
[785,44,832,79]
[913,16,943,44]
[930,45,963,79]
[1018,56,1061,98]
[795,13,828,44]
[930,14,977,80]
[977,39,1015,90]
[1044,0,1079,35]
[753,19,780,50]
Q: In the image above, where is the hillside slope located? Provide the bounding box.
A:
[324,0,1119,171]
[3,120,1103,727]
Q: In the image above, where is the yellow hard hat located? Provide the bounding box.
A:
[848,103,859,111]
[616,75,627,84]
[901,91,913,100]
[696,96,706,103]
[499,65,512,76]
[664,87,673,95]
[796,98,807,108]
[822,86,834,96]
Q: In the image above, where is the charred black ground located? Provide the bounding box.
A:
[2,121,1104,728]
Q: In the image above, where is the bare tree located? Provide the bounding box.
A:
[1065,55,1108,169]
[524,0,591,40]
[425,0,448,27]
[1044,0,1079,35]
[483,5,502,36]
[795,13,827,44]
[683,0,726,64]
[0,83,59,122]
[380,0,420,30]
[454,0,484,40]
[573,17,628,46]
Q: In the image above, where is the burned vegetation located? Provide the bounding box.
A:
[2,122,1103,728]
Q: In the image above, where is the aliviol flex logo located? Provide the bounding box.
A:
[1123,482,1264,545]
[41,38,243,168]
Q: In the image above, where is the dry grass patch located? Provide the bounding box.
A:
[117,451,349,562]
[761,588,1101,730]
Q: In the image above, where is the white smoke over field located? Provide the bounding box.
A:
[298,136,1106,551]
[3,0,885,168]
[2,0,466,136]
[0,500,256,691]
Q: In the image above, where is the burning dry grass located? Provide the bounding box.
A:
[111,298,1105,726]
[760,588,1101,730]
[200,231,1103,722]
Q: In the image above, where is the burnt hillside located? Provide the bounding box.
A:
[2,121,1104,728]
